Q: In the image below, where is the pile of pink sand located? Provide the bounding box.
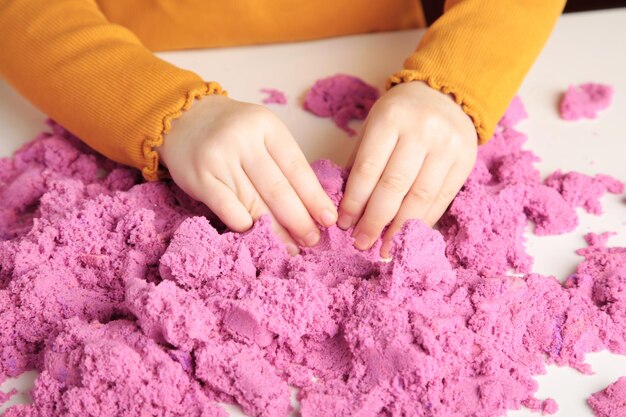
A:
[303,74,379,136]
[588,377,626,417]
[559,83,613,120]
[0,98,624,417]
[260,89,287,106]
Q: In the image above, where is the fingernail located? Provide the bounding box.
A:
[320,209,337,227]
[286,242,300,256]
[337,214,353,230]
[380,240,393,259]
[353,232,371,250]
[304,231,320,247]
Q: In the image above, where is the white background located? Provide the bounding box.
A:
[1,8,625,417]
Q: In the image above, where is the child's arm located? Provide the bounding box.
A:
[0,0,336,251]
[388,0,567,144]
[339,0,566,256]
[0,0,216,181]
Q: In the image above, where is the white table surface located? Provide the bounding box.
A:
[1,8,626,417]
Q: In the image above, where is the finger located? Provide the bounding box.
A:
[265,124,337,227]
[345,118,369,169]
[422,161,473,226]
[351,138,426,250]
[244,153,321,247]
[232,172,301,255]
[338,122,398,230]
[252,198,301,256]
[380,155,453,257]
[194,175,253,233]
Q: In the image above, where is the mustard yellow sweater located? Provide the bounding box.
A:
[0,0,566,180]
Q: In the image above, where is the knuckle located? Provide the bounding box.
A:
[339,189,366,214]
[379,101,409,123]
[267,178,293,201]
[407,186,432,204]
[247,104,274,122]
[379,173,408,193]
[421,111,447,129]
[441,134,464,152]
[352,159,380,180]
[435,188,455,205]
[283,158,310,179]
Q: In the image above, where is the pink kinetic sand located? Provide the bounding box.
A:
[560,83,614,120]
[522,397,558,415]
[260,89,287,105]
[0,391,16,406]
[0,99,625,417]
[588,377,626,417]
[303,74,379,136]
[584,232,617,247]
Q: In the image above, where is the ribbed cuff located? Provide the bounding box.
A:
[386,70,491,145]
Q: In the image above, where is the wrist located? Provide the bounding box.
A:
[392,81,477,141]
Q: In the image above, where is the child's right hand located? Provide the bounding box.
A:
[157,95,338,254]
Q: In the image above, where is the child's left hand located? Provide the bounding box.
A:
[338,81,478,258]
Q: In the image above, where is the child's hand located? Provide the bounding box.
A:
[338,81,478,257]
[158,95,338,254]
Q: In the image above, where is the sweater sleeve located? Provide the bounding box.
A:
[387,0,566,144]
[0,0,225,180]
